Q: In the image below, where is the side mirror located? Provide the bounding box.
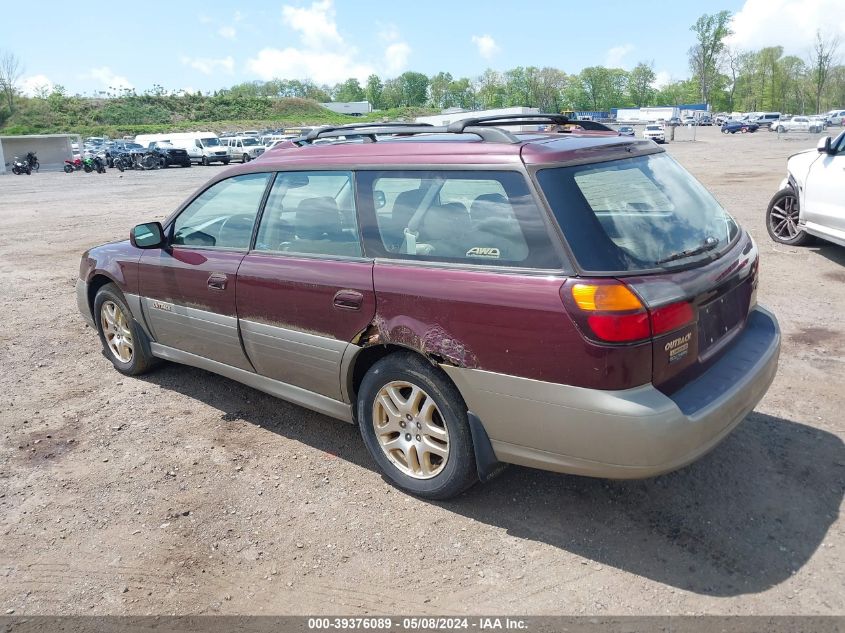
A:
[130,222,165,249]
[817,136,832,154]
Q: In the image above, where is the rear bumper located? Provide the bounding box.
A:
[442,306,780,479]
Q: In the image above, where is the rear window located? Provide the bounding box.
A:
[537,153,739,272]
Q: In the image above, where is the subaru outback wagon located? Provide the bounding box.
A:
[77,115,780,500]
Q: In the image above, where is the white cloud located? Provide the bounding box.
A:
[20,74,54,96]
[384,42,411,76]
[247,48,374,84]
[282,0,343,50]
[471,34,500,60]
[218,26,236,40]
[248,1,410,82]
[727,0,845,54]
[198,14,212,24]
[84,67,133,91]
[605,44,635,68]
[234,10,244,22]
[654,70,671,89]
[180,56,235,76]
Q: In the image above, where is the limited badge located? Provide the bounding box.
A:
[151,300,173,312]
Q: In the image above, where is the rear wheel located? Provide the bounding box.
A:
[767,187,812,246]
[93,283,159,376]
[242,153,249,163]
[777,125,785,133]
[32,160,39,172]
[358,352,477,500]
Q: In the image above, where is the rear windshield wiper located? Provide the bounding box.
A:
[655,236,720,265]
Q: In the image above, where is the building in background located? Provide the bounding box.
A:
[0,134,82,174]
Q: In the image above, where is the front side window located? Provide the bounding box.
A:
[537,153,739,272]
[254,171,362,257]
[171,173,271,249]
[357,170,560,268]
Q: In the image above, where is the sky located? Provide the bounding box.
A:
[3,0,844,98]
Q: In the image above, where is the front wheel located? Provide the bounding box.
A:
[777,126,785,133]
[242,153,250,163]
[201,156,209,166]
[32,161,39,172]
[766,187,812,246]
[116,160,124,172]
[357,352,477,500]
[12,166,20,175]
[64,164,73,173]
[94,283,159,376]
[722,129,729,134]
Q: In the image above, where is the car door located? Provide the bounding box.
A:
[804,133,845,235]
[138,172,273,370]
[236,171,375,400]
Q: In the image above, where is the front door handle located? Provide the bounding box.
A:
[333,289,364,310]
[207,272,228,291]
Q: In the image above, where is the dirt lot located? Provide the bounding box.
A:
[0,127,843,616]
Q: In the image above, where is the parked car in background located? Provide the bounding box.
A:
[721,120,758,134]
[698,116,713,126]
[666,117,682,127]
[617,126,635,137]
[767,131,845,247]
[75,115,780,499]
[221,136,266,163]
[774,116,824,134]
[642,124,666,143]
[682,116,696,126]
[824,109,845,126]
[104,141,145,167]
[148,141,192,168]
[749,112,781,128]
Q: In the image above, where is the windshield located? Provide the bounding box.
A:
[537,153,739,272]
[241,137,260,146]
[646,125,661,131]
[201,137,220,147]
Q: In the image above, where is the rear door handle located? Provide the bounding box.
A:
[333,289,364,310]
[207,273,228,291]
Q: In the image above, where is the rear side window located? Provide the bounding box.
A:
[356,170,560,268]
[254,171,362,257]
[537,153,739,272]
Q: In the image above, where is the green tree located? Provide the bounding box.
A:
[628,62,656,106]
[475,69,505,109]
[333,77,365,102]
[365,74,383,109]
[688,11,732,104]
[0,50,24,112]
[808,30,841,113]
[397,71,429,106]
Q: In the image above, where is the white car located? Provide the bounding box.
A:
[766,131,845,247]
[773,116,824,134]
[642,124,665,143]
[824,109,845,126]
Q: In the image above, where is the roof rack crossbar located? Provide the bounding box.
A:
[297,124,520,144]
[447,113,614,133]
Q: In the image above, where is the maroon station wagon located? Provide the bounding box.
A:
[77,115,781,500]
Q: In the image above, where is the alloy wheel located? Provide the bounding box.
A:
[372,380,449,479]
[769,192,801,240]
[100,300,133,363]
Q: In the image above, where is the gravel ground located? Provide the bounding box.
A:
[0,126,843,616]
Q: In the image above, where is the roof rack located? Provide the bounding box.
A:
[292,113,614,145]
[446,113,615,133]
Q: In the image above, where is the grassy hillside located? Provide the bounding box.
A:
[0,92,437,138]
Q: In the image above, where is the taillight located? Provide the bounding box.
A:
[563,281,695,344]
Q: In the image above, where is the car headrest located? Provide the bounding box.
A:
[392,188,426,226]
[420,202,470,242]
[470,193,510,223]
[296,196,341,240]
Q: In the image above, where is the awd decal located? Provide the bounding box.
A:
[466,247,501,258]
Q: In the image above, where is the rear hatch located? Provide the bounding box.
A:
[535,151,759,391]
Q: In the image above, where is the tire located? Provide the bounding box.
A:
[64,164,73,173]
[183,161,191,168]
[242,153,250,163]
[83,164,93,173]
[201,156,209,166]
[25,166,31,175]
[722,129,729,134]
[116,160,124,172]
[93,283,160,376]
[777,126,785,133]
[12,166,19,175]
[357,352,478,500]
[222,159,230,165]
[741,127,748,134]
[33,161,39,172]
[766,187,812,246]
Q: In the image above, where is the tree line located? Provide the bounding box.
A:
[0,11,843,135]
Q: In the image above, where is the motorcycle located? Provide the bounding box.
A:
[9,156,32,175]
[25,151,39,172]
[64,158,84,173]
[89,155,107,173]
[112,152,130,172]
